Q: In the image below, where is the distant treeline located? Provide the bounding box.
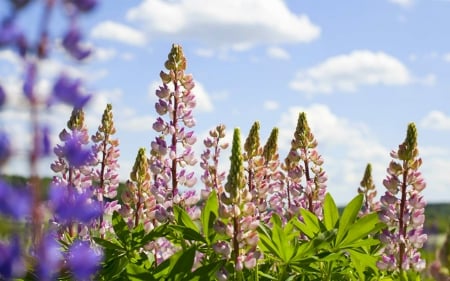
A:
[2,174,449,233]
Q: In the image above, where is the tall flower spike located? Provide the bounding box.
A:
[225,128,245,201]
[283,112,327,218]
[150,44,198,206]
[200,124,229,200]
[259,127,285,222]
[91,104,121,235]
[377,123,427,273]
[357,163,378,216]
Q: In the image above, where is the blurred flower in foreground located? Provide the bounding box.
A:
[0,236,25,280]
[0,180,31,220]
[50,75,91,109]
[35,232,63,281]
[67,240,102,281]
[49,184,102,225]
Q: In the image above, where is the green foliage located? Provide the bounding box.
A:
[258,194,385,281]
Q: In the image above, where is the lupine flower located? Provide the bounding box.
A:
[35,231,63,281]
[91,104,121,234]
[200,124,228,199]
[0,84,6,107]
[61,133,94,168]
[150,44,198,203]
[23,62,37,101]
[357,163,379,216]
[0,180,31,220]
[0,19,20,47]
[0,131,11,167]
[67,240,102,281]
[49,183,102,224]
[0,236,25,280]
[66,0,98,12]
[377,123,427,273]
[282,112,327,218]
[50,75,91,109]
[62,27,91,60]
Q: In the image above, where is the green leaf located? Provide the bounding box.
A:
[323,193,339,231]
[169,225,206,243]
[188,260,225,280]
[173,204,199,232]
[341,213,384,246]
[347,248,379,279]
[270,214,293,262]
[294,209,321,239]
[101,255,129,280]
[258,225,280,256]
[140,223,169,246]
[112,211,131,246]
[93,237,125,252]
[154,246,196,280]
[201,190,219,244]
[336,194,363,245]
[126,263,156,281]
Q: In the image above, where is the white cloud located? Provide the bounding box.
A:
[443,53,450,62]
[148,80,214,113]
[93,47,117,61]
[389,0,414,8]
[91,21,147,46]
[266,46,291,60]
[263,100,279,110]
[195,48,215,58]
[126,0,320,50]
[290,50,412,95]
[420,110,450,131]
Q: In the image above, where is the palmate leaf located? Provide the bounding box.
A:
[173,204,199,232]
[335,194,363,245]
[340,212,385,247]
[323,193,339,231]
[293,208,321,239]
[152,246,197,280]
[200,190,219,244]
[112,211,131,246]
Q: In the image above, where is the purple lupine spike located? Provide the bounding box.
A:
[66,0,98,12]
[67,240,102,281]
[0,236,25,280]
[377,123,427,273]
[23,62,37,101]
[62,26,91,60]
[0,131,11,167]
[51,75,91,109]
[35,231,63,281]
[49,183,102,224]
[0,180,31,220]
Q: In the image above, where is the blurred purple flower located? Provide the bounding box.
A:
[35,232,62,281]
[0,236,25,280]
[0,131,11,166]
[0,84,6,107]
[0,180,31,220]
[67,240,102,281]
[67,0,98,12]
[49,184,102,224]
[0,19,19,47]
[51,75,91,109]
[62,27,91,60]
[61,133,93,167]
[23,62,37,101]
[41,126,51,156]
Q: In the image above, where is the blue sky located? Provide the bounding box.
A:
[1,0,450,205]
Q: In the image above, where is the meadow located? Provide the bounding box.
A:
[0,1,450,280]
